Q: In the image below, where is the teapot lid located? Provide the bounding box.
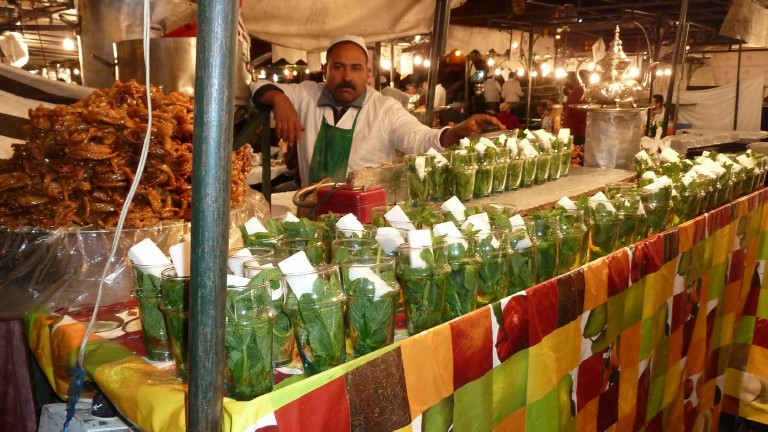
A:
[599,26,630,73]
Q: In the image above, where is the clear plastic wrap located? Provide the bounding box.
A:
[0,189,269,319]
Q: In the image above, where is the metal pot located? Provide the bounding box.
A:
[114,37,251,103]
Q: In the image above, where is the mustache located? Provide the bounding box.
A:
[335,81,355,90]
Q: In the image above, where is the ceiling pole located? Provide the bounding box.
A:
[189,0,238,428]
[425,0,451,126]
[662,0,689,137]
[734,39,742,130]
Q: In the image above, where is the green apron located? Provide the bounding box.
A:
[308,110,360,184]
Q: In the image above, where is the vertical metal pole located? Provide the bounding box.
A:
[464,56,470,115]
[260,112,272,205]
[390,43,395,88]
[190,0,238,428]
[526,28,534,129]
[425,0,450,126]
[734,40,742,130]
[374,42,382,91]
[662,0,689,137]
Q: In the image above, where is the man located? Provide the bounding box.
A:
[419,80,447,108]
[564,74,587,144]
[250,35,503,186]
[380,77,409,108]
[405,82,420,111]
[500,75,524,107]
[483,75,501,112]
[537,102,552,132]
[496,102,521,130]
[650,94,665,123]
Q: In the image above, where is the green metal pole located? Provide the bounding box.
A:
[190,0,238,429]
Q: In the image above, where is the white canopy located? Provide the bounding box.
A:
[241,0,466,67]
[241,0,466,51]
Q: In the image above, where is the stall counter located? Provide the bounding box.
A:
[25,187,768,431]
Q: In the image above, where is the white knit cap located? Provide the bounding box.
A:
[327,35,368,60]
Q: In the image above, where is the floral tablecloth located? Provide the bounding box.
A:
[27,188,768,431]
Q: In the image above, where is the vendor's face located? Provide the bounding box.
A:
[324,42,369,105]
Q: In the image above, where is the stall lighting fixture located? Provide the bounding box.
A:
[454,50,461,56]
[628,67,639,78]
[516,68,524,77]
[73,68,79,76]
[555,67,567,78]
[258,69,266,79]
[530,70,538,77]
[283,68,289,75]
[589,72,600,84]
[487,57,495,67]
[586,62,595,71]
[555,34,561,40]
[414,55,423,65]
[380,59,392,70]
[512,41,519,49]
[664,68,672,76]
[494,67,502,75]
[423,59,431,68]
[656,69,663,77]
[540,63,550,77]
[62,37,75,51]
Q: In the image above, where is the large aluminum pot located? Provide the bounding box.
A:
[114,37,251,103]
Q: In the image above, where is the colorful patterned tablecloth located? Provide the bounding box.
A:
[27,189,768,431]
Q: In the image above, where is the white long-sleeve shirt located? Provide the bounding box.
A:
[501,78,524,103]
[251,80,446,186]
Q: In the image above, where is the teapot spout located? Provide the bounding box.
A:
[642,61,660,89]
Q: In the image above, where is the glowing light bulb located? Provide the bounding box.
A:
[494,68,502,75]
[512,41,519,49]
[586,62,595,71]
[381,59,391,70]
[414,55,423,65]
[555,68,566,78]
[283,68,290,76]
[62,37,75,51]
[73,68,80,76]
[531,70,538,77]
[555,34,561,40]
[628,67,639,78]
[487,57,495,66]
[516,68,524,77]
[540,63,550,77]
[656,69,663,77]
[589,72,600,84]
[423,59,431,68]
[454,50,461,57]
[664,68,672,76]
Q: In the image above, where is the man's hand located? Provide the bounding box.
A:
[256,89,304,145]
[272,93,304,145]
[440,114,506,147]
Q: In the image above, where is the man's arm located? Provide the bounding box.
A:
[439,114,505,147]
[250,81,304,145]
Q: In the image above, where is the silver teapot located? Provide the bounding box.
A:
[579,26,656,108]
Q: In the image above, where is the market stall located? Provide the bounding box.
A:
[25,184,768,431]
